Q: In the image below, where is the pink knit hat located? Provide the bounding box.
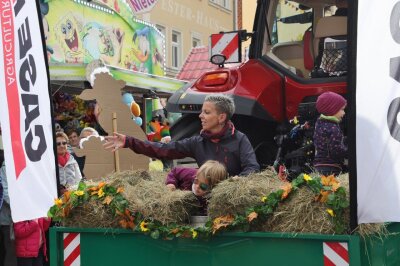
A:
[316,92,347,116]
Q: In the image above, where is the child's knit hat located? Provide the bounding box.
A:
[316,92,347,116]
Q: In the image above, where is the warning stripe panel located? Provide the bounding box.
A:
[323,242,349,266]
[64,233,81,266]
[210,32,239,62]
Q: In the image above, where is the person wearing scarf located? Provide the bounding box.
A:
[313,92,347,176]
[104,94,260,177]
[56,132,82,192]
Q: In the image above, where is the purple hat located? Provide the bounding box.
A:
[316,92,347,116]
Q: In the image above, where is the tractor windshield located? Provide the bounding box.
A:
[259,0,347,79]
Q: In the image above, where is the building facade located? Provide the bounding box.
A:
[136,0,238,77]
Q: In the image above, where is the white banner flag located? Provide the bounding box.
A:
[357,0,400,223]
[0,0,57,222]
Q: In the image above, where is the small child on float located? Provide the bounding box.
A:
[14,217,51,266]
[313,91,348,176]
[166,160,227,215]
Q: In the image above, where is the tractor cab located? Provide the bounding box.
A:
[167,0,349,174]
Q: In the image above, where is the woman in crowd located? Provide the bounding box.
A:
[56,132,82,192]
[104,94,259,176]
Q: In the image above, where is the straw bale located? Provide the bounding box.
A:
[264,173,350,234]
[62,200,119,228]
[208,170,287,219]
[123,176,199,225]
[107,170,152,188]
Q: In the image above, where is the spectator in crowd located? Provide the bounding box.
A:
[67,129,80,149]
[0,162,17,266]
[14,217,51,266]
[104,94,260,177]
[56,132,82,193]
[66,129,85,177]
[79,127,102,148]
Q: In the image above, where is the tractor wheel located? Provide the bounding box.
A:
[254,141,278,170]
[170,114,201,141]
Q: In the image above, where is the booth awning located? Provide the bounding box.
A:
[49,63,187,95]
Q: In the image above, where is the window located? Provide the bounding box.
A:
[192,37,201,48]
[155,24,166,38]
[171,31,181,68]
[192,32,202,48]
[222,0,230,10]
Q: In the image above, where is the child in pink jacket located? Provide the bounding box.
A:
[14,217,51,266]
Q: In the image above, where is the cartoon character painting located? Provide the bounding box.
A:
[82,23,125,66]
[132,26,151,73]
[54,13,84,63]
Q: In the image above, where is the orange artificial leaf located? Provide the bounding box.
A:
[91,191,98,196]
[212,215,234,234]
[247,212,258,222]
[98,182,106,188]
[119,219,128,229]
[116,209,124,216]
[117,187,124,194]
[331,182,340,192]
[63,191,71,203]
[281,182,292,199]
[170,228,179,234]
[127,221,135,229]
[103,196,113,205]
[318,190,330,203]
[88,186,98,192]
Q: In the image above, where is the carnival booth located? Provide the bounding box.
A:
[42,0,186,177]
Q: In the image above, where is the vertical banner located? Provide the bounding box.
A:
[357,0,400,223]
[0,0,57,221]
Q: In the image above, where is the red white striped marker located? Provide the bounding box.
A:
[323,242,349,266]
[64,233,80,266]
[210,32,240,63]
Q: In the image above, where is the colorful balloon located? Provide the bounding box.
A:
[135,116,143,126]
[130,102,141,117]
[122,93,134,105]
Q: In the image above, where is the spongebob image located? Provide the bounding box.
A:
[54,13,84,63]
[82,22,125,66]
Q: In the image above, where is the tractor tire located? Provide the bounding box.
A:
[170,114,201,141]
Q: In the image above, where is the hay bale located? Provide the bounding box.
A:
[107,170,152,188]
[265,173,350,234]
[123,177,198,225]
[208,170,287,219]
[356,223,388,239]
[62,200,120,228]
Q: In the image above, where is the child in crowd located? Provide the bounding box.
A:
[313,92,347,176]
[14,217,51,266]
[166,160,227,215]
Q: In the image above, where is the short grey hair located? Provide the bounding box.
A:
[80,127,99,138]
[204,94,235,119]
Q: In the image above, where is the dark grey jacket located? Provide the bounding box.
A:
[124,125,259,176]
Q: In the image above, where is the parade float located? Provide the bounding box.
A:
[1,1,400,266]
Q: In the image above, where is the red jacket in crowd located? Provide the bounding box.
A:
[14,218,51,258]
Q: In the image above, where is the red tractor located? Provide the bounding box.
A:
[167,0,348,178]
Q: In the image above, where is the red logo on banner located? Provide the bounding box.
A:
[1,0,27,178]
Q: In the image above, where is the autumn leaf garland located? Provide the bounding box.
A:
[48,173,350,240]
